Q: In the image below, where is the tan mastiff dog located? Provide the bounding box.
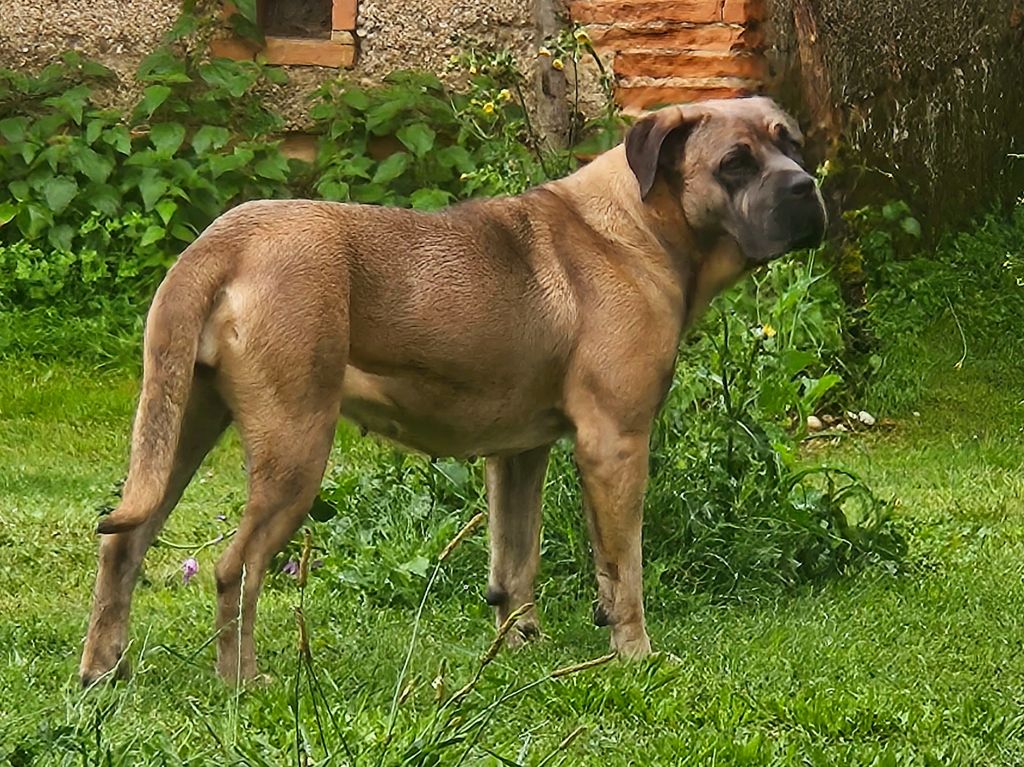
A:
[80,96,826,686]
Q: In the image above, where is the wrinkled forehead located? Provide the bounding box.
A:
[690,97,803,150]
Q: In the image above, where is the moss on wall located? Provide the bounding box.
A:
[765,0,1024,227]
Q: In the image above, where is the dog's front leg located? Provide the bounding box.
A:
[575,423,653,658]
[484,445,551,646]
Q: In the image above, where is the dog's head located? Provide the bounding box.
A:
[625,97,827,264]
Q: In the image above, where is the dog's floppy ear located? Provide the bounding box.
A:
[625,106,704,200]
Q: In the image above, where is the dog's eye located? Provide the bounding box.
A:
[784,139,805,164]
[719,149,757,176]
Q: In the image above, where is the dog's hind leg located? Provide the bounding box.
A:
[485,444,551,646]
[212,384,341,683]
[80,371,231,687]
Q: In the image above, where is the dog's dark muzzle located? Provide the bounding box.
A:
[771,171,827,254]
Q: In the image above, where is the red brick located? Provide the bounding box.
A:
[279,133,319,163]
[210,37,260,60]
[212,36,355,68]
[263,37,355,67]
[614,51,766,80]
[616,83,753,111]
[722,0,765,23]
[586,23,762,53]
[332,0,357,30]
[571,0,722,25]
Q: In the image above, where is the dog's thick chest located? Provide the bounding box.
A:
[339,365,570,458]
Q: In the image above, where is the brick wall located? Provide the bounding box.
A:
[570,0,766,112]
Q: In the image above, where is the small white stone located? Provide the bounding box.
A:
[857,410,876,427]
[806,415,823,432]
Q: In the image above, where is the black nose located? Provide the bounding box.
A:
[788,173,816,198]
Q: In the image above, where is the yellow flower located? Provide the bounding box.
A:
[468,65,478,75]
[498,88,512,102]
[762,324,777,338]
[574,28,591,44]
[552,58,565,71]
[482,101,495,115]
[537,46,552,58]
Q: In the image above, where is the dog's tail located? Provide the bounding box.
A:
[96,234,233,535]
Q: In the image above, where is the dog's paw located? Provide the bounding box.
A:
[80,653,131,689]
[611,630,652,660]
[505,620,543,650]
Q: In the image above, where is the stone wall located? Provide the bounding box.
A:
[0,1,541,128]
[0,0,182,110]
[1,1,770,125]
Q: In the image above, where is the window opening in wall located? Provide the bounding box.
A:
[260,0,332,40]
[213,0,356,68]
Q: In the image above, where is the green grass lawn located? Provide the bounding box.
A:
[2,347,1024,766]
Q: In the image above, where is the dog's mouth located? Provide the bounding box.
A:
[757,198,828,262]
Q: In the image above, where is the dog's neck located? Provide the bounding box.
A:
[546,145,748,331]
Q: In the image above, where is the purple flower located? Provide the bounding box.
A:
[182,557,199,585]
[281,559,299,577]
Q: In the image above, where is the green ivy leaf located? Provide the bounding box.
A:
[234,0,258,22]
[200,60,256,99]
[43,176,79,214]
[86,183,120,216]
[398,555,431,579]
[81,60,115,79]
[16,203,51,239]
[0,116,27,143]
[255,155,289,181]
[207,153,247,178]
[264,67,289,86]
[135,85,172,120]
[779,349,817,378]
[228,12,265,45]
[150,122,186,157]
[71,146,114,183]
[366,98,410,135]
[155,199,178,225]
[192,125,231,155]
[139,171,168,210]
[0,202,17,226]
[18,141,38,165]
[8,180,30,202]
[881,201,910,221]
[436,145,474,172]
[85,118,105,145]
[44,85,90,125]
[139,224,166,247]
[340,88,371,111]
[47,223,75,252]
[104,125,132,155]
[317,180,350,200]
[901,216,922,238]
[137,49,191,84]
[396,123,436,158]
[801,373,842,408]
[410,188,452,210]
[170,223,196,243]
[371,152,409,185]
